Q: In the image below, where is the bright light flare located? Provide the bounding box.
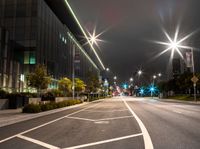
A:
[64,0,105,70]
[138,70,142,76]
[152,26,199,61]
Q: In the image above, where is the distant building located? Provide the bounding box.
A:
[0,0,100,92]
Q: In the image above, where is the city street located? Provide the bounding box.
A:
[0,97,199,149]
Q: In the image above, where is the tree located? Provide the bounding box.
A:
[75,78,86,96]
[86,72,100,93]
[58,77,72,96]
[27,64,51,94]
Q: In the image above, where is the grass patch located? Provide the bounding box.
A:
[167,95,200,101]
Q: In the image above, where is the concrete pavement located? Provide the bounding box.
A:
[0,103,89,128]
[0,97,200,149]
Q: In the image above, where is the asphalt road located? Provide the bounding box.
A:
[0,97,199,149]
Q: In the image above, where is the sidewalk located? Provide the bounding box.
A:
[157,98,200,105]
[0,98,106,128]
[0,103,87,128]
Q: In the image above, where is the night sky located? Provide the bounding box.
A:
[48,0,200,82]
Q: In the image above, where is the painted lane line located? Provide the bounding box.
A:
[63,133,143,149]
[67,116,95,122]
[66,115,133,123]
[17,135,60,149]
[0,101,103,144]
[96,115,134,121]
[122,98,154,149]
[173,110,182,114]
[84,109,128,113]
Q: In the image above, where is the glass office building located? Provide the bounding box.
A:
[0,0,100,91]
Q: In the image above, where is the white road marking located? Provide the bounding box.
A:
[84,109,128,113]
[122,98,154,149]
[173,110,182,114]
[63,133,143,149]
[0,101,103,144]
[67,116,95,122]
[17,135,60,149]
[67,115,134,122]
[96,115,133,121]
[94,121,109,124]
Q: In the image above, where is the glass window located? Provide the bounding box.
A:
[15,18,25,27]
[5,0,15,5]
[29,52,36,64]
[24,51,29,64]
[16,5,26,17]
[24,51,36,64]
[5,5,15,17]
[31,4,37,17]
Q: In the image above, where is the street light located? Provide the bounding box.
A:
[130,77,133,82]
[158,73,162,77]
[154,26,198,101]
[138,70,142,76]
[151,75,157,98]
[114,76,117,80]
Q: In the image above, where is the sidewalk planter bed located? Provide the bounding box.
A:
[23,99,82,113]
[22,104,41,113]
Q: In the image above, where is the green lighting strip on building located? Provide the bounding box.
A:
[68,32,99,70]
[64,0,105,70]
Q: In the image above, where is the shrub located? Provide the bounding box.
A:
[40,103,54,111]
[0,89,8,99]
[23,104,41,113]
[23,99,82,113]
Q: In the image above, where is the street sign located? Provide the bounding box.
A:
[191,76,199,83]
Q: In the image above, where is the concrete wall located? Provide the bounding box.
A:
[28,98,41,105]
[28,96,87,105]
[55,96,87,103]
[0,99,9,110]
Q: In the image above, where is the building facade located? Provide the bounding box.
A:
[0,0,100,91]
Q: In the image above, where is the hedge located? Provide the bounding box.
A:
[23,99,82,113]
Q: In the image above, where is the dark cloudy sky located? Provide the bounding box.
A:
[68,0,200,82]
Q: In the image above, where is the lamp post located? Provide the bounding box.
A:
[137,70,143,87]
[191,48,198,102]
[72,44,75,100]
[151,75,157,98]
[154,27,198,101]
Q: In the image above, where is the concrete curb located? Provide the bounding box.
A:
[0,98,106,128]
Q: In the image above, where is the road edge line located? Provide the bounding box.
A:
[122,98,154,149]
